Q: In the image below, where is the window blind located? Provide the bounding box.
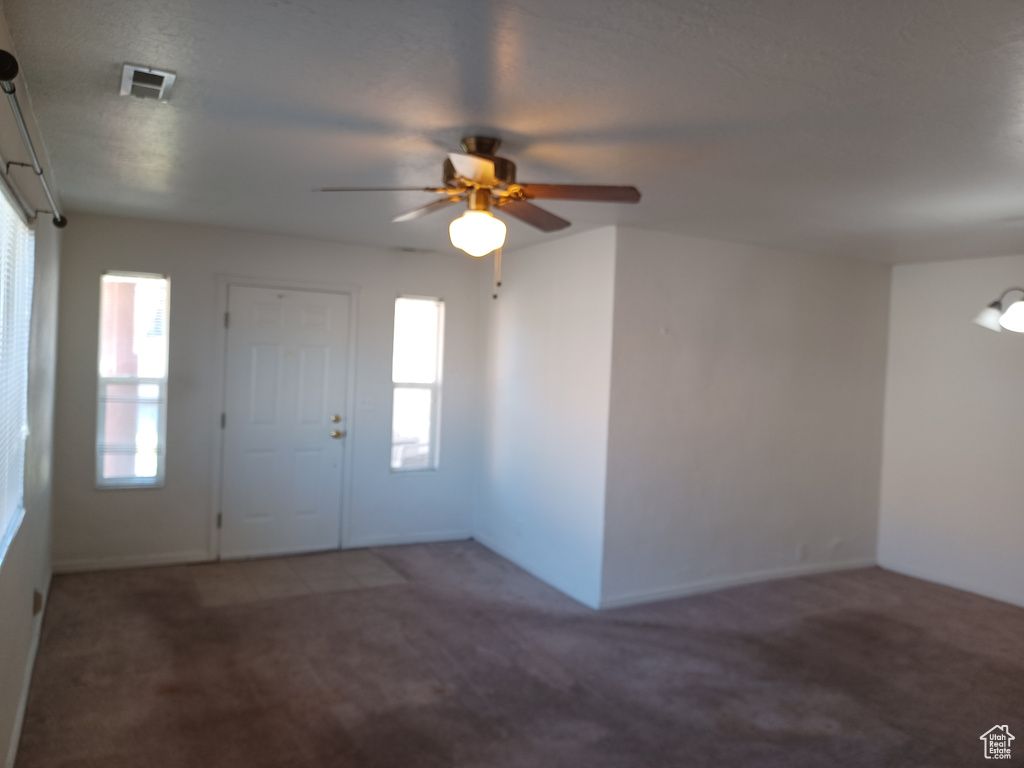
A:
[0,191,35,564]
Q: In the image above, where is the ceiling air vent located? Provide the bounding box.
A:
[120,64,176,102]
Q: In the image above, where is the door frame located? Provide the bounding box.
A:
[209,275,359,560]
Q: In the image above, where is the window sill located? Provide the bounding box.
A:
[95,481,166,491]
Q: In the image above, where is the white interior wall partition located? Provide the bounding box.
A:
[600,229,891,607]
[477,226,890,610]
[879,255,1024,608]
[52,213,486,571]
[477,227,617,609]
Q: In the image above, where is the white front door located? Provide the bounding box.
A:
[220,285,351,559]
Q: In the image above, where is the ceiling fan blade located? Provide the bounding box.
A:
[497,199,571,232]
[315,186,448,193]
[447,153,497,185]
[392,196,463,223]
[516,184,641,203]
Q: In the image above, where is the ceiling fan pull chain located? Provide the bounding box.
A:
[493,247,502,299]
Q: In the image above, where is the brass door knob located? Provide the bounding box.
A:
[330,430,346,439]
[330,414,341,423]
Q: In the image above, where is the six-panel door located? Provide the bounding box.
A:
[220,285,350,559]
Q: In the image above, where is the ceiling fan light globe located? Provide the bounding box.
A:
[998,300,1024,332]
[449,211,506,257]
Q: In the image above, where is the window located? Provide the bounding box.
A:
[391,296,444,471]
[96,273,169,488]
[0,192,34,564]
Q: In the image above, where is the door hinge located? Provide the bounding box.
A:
[224,311,230,329]
[221,412,226,429]
[217,512,222,529]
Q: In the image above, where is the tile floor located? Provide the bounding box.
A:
[189,549,406,606]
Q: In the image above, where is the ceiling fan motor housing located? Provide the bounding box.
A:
[443,136,517,188]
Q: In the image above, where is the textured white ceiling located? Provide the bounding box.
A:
[7,0,1024,261]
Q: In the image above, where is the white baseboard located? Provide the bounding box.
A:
[53,535,478,572]
[5,570,51,768]
[473,532,601,609]
[876,558,1024,610]
[599,557,878,610]
[345,530,472,549]
[53,550,212,574]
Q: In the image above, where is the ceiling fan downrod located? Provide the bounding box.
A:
[460,136,501,156]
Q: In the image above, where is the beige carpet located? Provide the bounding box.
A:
[16,541,1024,767]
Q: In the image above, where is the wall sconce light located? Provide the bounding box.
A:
[974,287,1024,332]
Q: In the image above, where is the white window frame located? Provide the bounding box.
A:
[95,271,170,489]
[391,295,444,472]
[0,185,34,568]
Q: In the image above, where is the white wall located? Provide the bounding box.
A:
[477,228,617,608]
[601,229,890,607]
[0,6,62,761]
[0,223,60,768]
[52,213,485,571]
[879,255,1024,607]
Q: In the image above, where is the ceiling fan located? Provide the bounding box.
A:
[317,136,641,257]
